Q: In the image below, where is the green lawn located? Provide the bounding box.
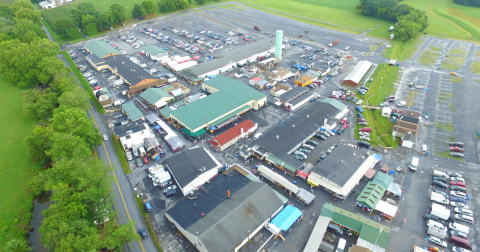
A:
[0,75,36,245]
[440,55,466,71]
[418,51,441,67]
[112,135,132,175]
[470,61,480,74]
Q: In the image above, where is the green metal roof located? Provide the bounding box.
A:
[170,76,266,132]
[122,101,144,121]
[358,224,390,249]
[320,204,390,245]
[142,45,167,56]
[140,88,173,105]
[356,182,385,209]
[321,98,347,111]
[84,40,120,58]
[182,128,207,137]
[265,155,296,172]
[160,107,173,119]
[372,172,394,189]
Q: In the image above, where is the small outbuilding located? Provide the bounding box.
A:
[343,60,373,87]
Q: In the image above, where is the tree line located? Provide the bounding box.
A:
[453,0,480,7]
[355,0,428,41]
[0,1,136,251]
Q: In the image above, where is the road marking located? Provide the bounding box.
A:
[89,109,146,252]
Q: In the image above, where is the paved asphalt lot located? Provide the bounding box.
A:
[40,2,480,252]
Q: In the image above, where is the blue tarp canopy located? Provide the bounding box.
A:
[372,153,383,161]
[270,205,303,231]
[154,125,161,130]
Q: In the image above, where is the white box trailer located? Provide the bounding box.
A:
[154,171,171,183]
[148,164,165,175]
[427,226,447,239]
[430,203,451,220]
[430,192,449,205]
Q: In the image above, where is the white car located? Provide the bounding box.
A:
[356,100,364,105]
[359,136,370,141]
[450,202,468,208]
[108,75,117,80]
[83,73,92,78]
[397,101,406,107]
[103,135,108,141]
[253,133,263,139]
[452,246,471,252]
[454,207,473,216]
[126,151,133,161]
[133,149,139,157]
[327,145,336,154]
[450,191,467,200]
[450,177,465,182]
[359,132,370,137]
[150,68,158,73]
[162,185,178,193]
[454,214,474,224]
[426,235,447,248]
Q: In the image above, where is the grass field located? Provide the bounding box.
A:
[0,76,36,246]
[470,61,480,74]
[418,51,441,67]
[440,55,465,70]
[112,135,132,175]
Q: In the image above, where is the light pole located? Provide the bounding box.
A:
[248,229,251,242]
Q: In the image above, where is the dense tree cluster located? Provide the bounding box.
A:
[0,0,137,250]
[453,0,480,7]
[132,0,157,18]
[355,0,428,40]
[159,0,190,12]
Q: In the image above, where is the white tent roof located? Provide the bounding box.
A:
[343,60,373,84]
[375,200,398,217]
[387,182,402,196]
[258,165,299,193]
[172,61,198,71]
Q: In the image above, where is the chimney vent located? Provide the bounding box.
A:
[227,190,231,199]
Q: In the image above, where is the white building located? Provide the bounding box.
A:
[113,122,155,149]
[163,146,223,196]
[39,0,72,9]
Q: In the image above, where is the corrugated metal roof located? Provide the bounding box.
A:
[358,224,390,249]
[356,182,385,209]
[180,39,276,77]
[142,45,166,56]
[122,101,144,121]
[84,40,120,58]
[321,98,347,111]
[140,88,173,106]
[258,165,299,193]
[210,120,255,146]
[170,76,265,132]
[343,60,373,85]
[372,172,394,189]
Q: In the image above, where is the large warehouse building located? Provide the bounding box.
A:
[243,98,347,175]
[84,40,165,96]
[343,60,373,87]
[179,39,280,82]
[161,76,267,137]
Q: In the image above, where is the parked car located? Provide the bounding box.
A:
[449,142,464,147]
[450,196,466,204]
[360,127,372,132]
[448,172,463,178]
[454,207,473,216]
[432,176,448,183]
[352,97,358,102]
[424,213,439,222]
[357,118,367,122]
[450,152,465,158]
[450,191,467,200]
[315,134,326,140]
[143,156,149,164]
[162,185,178,194]
[451,181,466,188]
[126,151,133,161]
[102,135,108,141]
[133,149,139,157]
[450,202,467,208]
[427,235,447,248]
[358,122,368,126]
[450,147,465,152]
[356,100,364,105]
[451,246,471,252]
[357,112,364,119]
[451,186,467,193]
[166,189,179,198]
[397,101,407,107]
[450,177,465,182]
[431,181,448,188]
[454,214,474,224]
[327,145,336,154]
[450,230,468,239]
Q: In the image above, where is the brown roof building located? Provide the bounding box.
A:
[209,120,257,151]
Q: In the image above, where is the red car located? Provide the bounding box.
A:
[347,55,352,58]
[245,38,250,41]
[143,156,149,164]
[450,181,466,187]
[351,93,356,97]
[340,118,348,124]
[341,94,347,99]
[342,123,349,129]
[329,95,338,99]
[94,86,102,90]
[449,147,464,152]
[360,127,372,132]
[357,118,367,122]
[299,35,303,37]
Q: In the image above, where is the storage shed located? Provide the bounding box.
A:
[343,61,373,86]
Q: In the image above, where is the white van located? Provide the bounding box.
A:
[390,34,395,39]
[427,219,445,229]
[432,170,449,179]
[409,157,419,171]
[430,192,449,205]
[114,79,124,85]
[449,222,469,234]
[112,99,125,106]
[138,147,146,157]
[335,238,346,252]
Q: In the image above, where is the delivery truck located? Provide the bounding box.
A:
[427,226,447,239]
[430,192,449,205]
[148,164,165,175]
[430,203,451,221]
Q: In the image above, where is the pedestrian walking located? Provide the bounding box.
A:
[312,213,315,218]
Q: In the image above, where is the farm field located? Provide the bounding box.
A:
[0,75,36,246]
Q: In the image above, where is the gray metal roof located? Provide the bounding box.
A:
[247,100,341,169]
[163,147,220,188]
[104,55,156,86]
[113,119,147,137]
[343,60,373,85]
[311,144,369,187]
[144,113,160,125]
[166,169,285,252]
[180,39,276,77]
[277,88,308,102]
[86,54,106,65]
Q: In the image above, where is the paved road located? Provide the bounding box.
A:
[42,25,157,252]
